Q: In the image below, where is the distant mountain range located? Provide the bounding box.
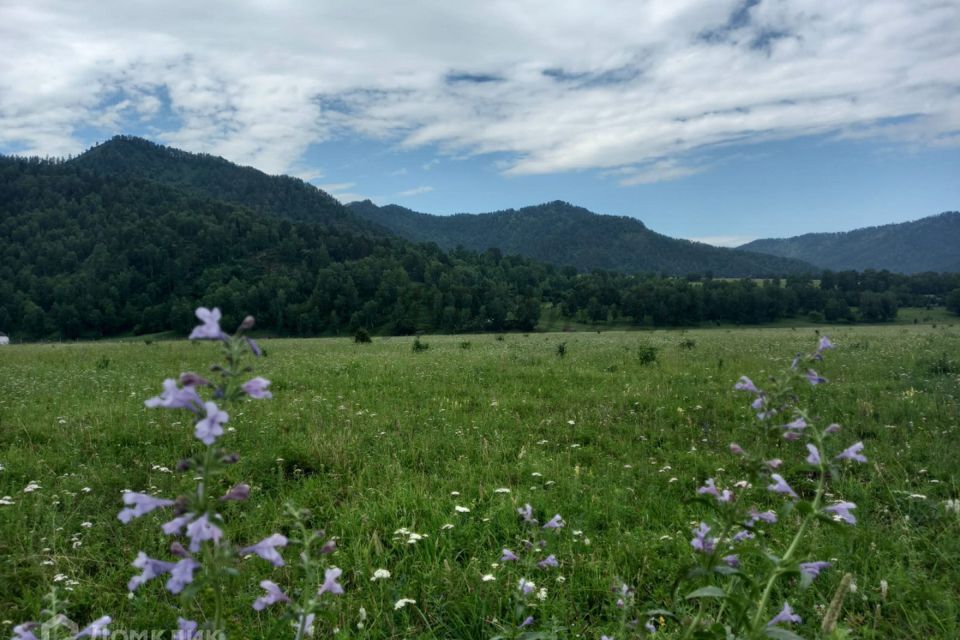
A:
[347,200,814,277]
[738,212,960,274]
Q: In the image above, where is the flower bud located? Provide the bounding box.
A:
[221,483,250,501]
[179,372,210,387]
[239,315,256,331]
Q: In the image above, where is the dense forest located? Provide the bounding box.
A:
[2,139,959,341]
[347,200,815,277]
[740,211,960,273]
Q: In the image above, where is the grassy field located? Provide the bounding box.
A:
[1,324,959,638]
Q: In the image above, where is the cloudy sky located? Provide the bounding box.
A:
[2,0,959,244]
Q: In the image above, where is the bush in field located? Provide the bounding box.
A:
[412,336,429,352]
[637,343,658,365]
[353,327,372,344]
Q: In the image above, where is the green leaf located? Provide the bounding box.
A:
[764,627,806,640]
[685,586,726,600]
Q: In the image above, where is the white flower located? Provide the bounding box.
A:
[0,496,14,506]
[537,587,548,601]
[455,505,471,513]
[531,472,542,477]
[567,420,575,425]
[441,523,455,530]
[53,573,68,582]
[23,481,41,493]
[394,598,416,610]
[494,488,511,494]
[481,574,496,582]
[945,499,960,514]
[371,569,391,581]
[80,522,93,528]
[450,491,460,496]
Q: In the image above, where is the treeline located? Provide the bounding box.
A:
[2,155,958,341]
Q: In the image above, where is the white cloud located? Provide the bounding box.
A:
[396,185,434,197]
[686,235,758,247]
[1,1,958,182]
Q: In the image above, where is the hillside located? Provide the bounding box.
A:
[347,200,815,277]
[739,212,960,273]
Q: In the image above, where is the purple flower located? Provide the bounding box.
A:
[167,558,200,594]
[319,539,337,554]
[731,529,755,543]
[815,336,834,358]
[784,417,807,431]
[518,503,537,525]
[128,552,176,591]
[221,483,250,501]
[173,619,199,640]
[690,522,716,554]
[12,623,38,640]
[805,369,827,385]
[186,513,223,552]
[825,501,857,525]
[75,616,112,638]
[501,548,518,562]
[247,337,262,357]
[768,474,798,499]
[697,478,733,503]
[118,492,175,524]
[296,614,315,638]
[518,578,536,595]
[765,458,783,470]
[734,376,759,393]
[242,377,272,399]
[825,423,842,434]
[189,307,226,340]
[194,401,228,446]
[144,379,203,413]
[520,616,534,628]
[240,534,288,567]
[538,554,559,569]
[745,508,777,527]
[800,561,831,580]
[835,441,867,463]
[723,554,740,568]
[253,580,290,611]
[767,602,802,626]
[162,513,195,536]
[644,620,657,633]
[318,567,345,595]
[542,514,564,529]
[806,444,821,465]
[729,442,745,456]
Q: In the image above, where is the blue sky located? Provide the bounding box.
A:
[2,1,958,245]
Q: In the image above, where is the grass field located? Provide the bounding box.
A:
[2,324,959,638]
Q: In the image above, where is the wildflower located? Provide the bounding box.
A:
[731,529,754,543]
[518,503,537,525]
[835,441,867,463]
[825,423,842,434]
[482,574,496,582]
[253,580,289,610]
[825,501,857,525]
[455,505,471,513]
[118,492,175,523]
[816,336,834,358]
[767,602,802,626]
[394,598,416,610]
[645,620,657,633]
[800,561,831,580]
[194,401,228,446]
[805,369,827,385]
[543,514,564,529]
[697,478,733,503]
[318,567,344,595]
[145,379,203,412]
[13,623,39,640]
[167,558,200,594]
[729,443,745,456]
[734,376,759,393]
[765,458,783,470]
[189,307,226,341]
[246,337,262,356]
[173,618,199,640]
[690,522,716,554]
[185,513,223,552]
[784,417,807,431]
[75,616,112,638]
[518,578,536,595]
[162,513,195,536]
[745,508,777,527]
[768,474,798,499]
[221,483,250,501]
[520,616,534,628]
[494,487,511,493]
[240,534,288,567]
[501,549,518,562]
[538,554,559,569]
[0,496,15,506]
[723,554,740,568]
[806,444,821,465]
[440,523,454,530]
[371,568,391,581]
[128,552,176,591]
[242,377,272,400]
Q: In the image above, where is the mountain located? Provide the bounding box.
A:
[739,212,960,274]
[347,200,815,277]
[71,136,383,235]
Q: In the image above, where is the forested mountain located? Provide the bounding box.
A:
[347,200,815,277]
[739,212,960,273]
[71,136,382,234]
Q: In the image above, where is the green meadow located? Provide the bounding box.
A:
[2,324,959,638]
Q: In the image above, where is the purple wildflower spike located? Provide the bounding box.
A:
[195,401,228,446]
[767,602,802,626]
[167,558,200,594]
[805,369,827,385]
[518,503,537,525]
[128,552,176,591]
[118,492,175,524]
[765,458,783,470]
[734,376,759,393]
[824,423,842,434]
[690,522,716,554]
[745,508,777,527]
[518,578,536,595]
[784,417,807,431]
[162,513,194,536]
[186,513,223,552]
[800,561,831,579]
[815,336,834,358]
[806,444,821,465]
[825,501,857,524]
[242,377,272,399]
[835,441,867,463]
[318,567,345,595]
[173,619,199,640]
[697,478,733,503]
[247,337,262,357]
[253,580,290,610]
[75,616,112,638]
[723,554,740,568]
[731,529,754,543]
[768,474,798,499]
[729,442,745,456]
[145,379,203,413]
[538,554,559,569]
[12,623,39,640]
[240,534,288,567]
[501,548,518,562]
[221,483,250,501]
[542,514,564,529]
[189,307,226,340]
[520,616,534,628]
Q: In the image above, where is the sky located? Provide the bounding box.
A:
[1,0,959,246]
